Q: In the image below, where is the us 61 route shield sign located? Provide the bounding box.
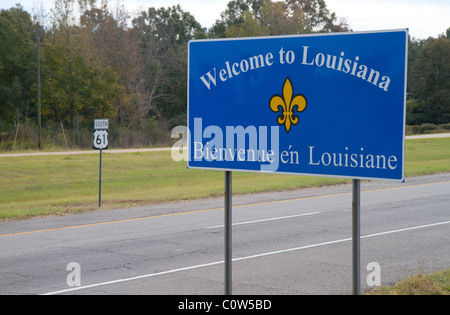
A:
[187,30,408,181]
[93,119,109,150]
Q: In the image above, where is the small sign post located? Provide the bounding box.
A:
[224,171,232,295]
[352,179,361,295]
[93,119,109,207]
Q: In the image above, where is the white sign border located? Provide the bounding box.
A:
[187,29,408,182]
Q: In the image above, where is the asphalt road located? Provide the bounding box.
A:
[0,173,449,295]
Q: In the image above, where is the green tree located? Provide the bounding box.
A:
[210,0,348,38]
[132,5,206,127]
[444,27,450,39]
[42,0,120,142]
[209,0,266,38]
[285,0,348,33]
[79,0,136,127]
[225,10,268,37]
[416,37,450,123]
[407,32,450,124]
[0,5,36,129]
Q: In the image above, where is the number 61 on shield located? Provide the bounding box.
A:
[93,130,108,150]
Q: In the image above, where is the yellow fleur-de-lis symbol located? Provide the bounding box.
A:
[269,77,307,133]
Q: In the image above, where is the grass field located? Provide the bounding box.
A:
[0,137,449,220]
[366,268,449,295]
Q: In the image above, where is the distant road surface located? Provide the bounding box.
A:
[405,133,450,139]
[0,173,449,295]
[0,147,173,158]
[0,133,449,158]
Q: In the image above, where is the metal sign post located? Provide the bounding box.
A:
[352,179,361,295]
[93,119,109,208]
[224,171,232,295]
[99,149,103,207]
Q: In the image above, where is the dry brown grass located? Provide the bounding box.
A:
[366,269,450,295]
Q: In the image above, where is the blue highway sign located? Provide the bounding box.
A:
[188,30,408,181]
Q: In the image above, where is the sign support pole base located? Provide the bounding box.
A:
[224,171,232,295]
[352,179,361,295]
[99,149,102,208]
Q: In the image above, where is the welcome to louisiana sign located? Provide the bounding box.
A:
[187,30,408,181]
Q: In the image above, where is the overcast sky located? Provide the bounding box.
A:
[1,0,449,39]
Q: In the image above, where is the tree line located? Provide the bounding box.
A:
[0,0,448,149]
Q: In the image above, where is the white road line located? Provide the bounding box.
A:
[235,220,450,261]
[42,220,450,295]
[41,261,224,296]
[207,212,320,229]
